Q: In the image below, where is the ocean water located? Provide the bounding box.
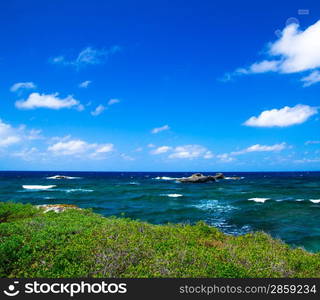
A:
[1,171,320,252]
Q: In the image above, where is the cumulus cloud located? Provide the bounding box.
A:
[51,46,121,69]
[78,80,92,88]
[169,145,213,159]
[48,137,114,158]
[91,105,106,116]
[227,20,320,86]
[151,125,170,134]
[15,92,83,110]
[10,82,36,93]
[244,104,317,127]
[150,146,172,155]
[0,119,42,148]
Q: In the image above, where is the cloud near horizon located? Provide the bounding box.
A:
[244,104,318,127]
[227,20,320,86]
[0,119,42,148]
[232,143,287,155]
[48,137,114,158]
[150,144,213,159]
[15,93,84,111]
[217,142,287,162]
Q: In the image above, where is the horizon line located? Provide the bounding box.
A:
[0,170,320,173]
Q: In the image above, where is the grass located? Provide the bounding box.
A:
[0,202,319,278]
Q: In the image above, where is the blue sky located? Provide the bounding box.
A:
[0,0,320,171]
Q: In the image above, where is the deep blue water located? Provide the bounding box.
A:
[1,171,320,252]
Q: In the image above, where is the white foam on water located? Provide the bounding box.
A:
[296,199,304,202]
[224,177,245,180]
[248,198,270,203]
[161,193,183,197]
[65,188,94,193]
[154,176,177,180]
[23,185,56,190]
[190,199,236,212]
[310,199,320,204]
[129,182,140,185]
[46,175,81,179]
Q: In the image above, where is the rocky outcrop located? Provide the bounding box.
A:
[47,175,70,179]
[177,173,225,183]
[36,204,81,213]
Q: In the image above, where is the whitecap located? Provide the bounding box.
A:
[65,188,94,193]
[296,199,304,202]
[154,176,178,180]
[129,182,140,185]
[190,200,236,212]
[46,175,81,179]
[161,193,183,198]
[310,199,320,204]
[248,197,270,203]
[23,185,56,190]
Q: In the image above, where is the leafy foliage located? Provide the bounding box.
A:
[0,202,319,278]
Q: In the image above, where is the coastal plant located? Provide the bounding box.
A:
[0,202,319,278]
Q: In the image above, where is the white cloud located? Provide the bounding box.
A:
[0,119,42,149]
[150,146,172,155]
[0,136,21,147]
[78,80,92,88]
[294,158,320,163]
[91,105,106,116]
[151,125,170,134]
[229,20,320,86]
[15,93,82,110]
[301,71,320,87]
[91,98,120,116]
[147,143,155,148]
[169,145,213,159]
[11,147,42,161]
[120,153,135,161]
[51,46,121,69]
[48,137,114,158]
[237,60,279,74]
[305,140,320,145]
[108,98,120,106]
[216,153,235,163]
[244,104,317,127]
[232,143,287,155]
[10,82,36,92]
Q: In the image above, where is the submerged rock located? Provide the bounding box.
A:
[36,204,81,213]
[47,175,70,179]
[177,173,225,183]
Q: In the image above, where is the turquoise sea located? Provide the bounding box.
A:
[1,171,320,252]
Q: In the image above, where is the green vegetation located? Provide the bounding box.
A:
[0,202,319,278]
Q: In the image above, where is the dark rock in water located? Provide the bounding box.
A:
[52,175,69,179]
[214,173,225,180]
[177,173,225,183]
